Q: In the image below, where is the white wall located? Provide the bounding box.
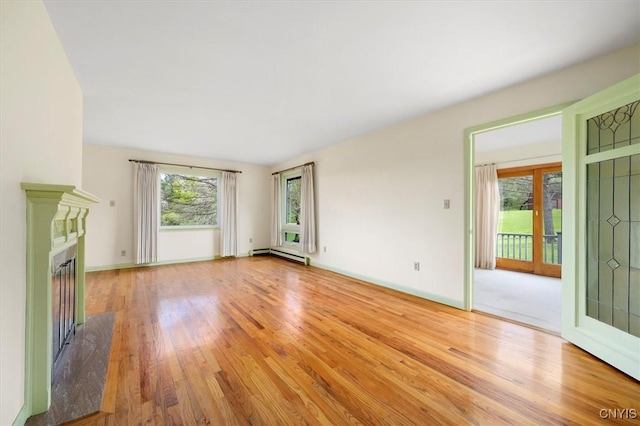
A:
[475,140,562,169]
[82,144,271,269]
[0,1,83,424]
[272,45,640,308]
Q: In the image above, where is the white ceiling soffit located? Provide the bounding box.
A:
[43,1,640,165]
[474,114,563,153]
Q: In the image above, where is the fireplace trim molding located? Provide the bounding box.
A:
[21,183,100,417]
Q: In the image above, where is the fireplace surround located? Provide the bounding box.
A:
[21,183,99,417]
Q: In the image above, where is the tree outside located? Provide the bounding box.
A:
[542,172,562,237]
[497,172,563,263]
[160,173,217,226]
[284,176,301,243]
[499,176,532,211]
[498,174,562,236]
[286,177,301,225]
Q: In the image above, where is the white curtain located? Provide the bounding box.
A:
[271,173,282,247]
[220,171,238,257]
[474,164,500,269]
[299,164,317,254]
[134,162,158,264]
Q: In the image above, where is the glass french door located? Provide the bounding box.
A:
[562,74,639,380]
[496,164,562,278]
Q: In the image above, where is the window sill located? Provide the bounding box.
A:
[160,225,218,232]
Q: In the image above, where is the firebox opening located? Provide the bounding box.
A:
[51,244,77,378]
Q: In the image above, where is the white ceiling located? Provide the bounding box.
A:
[43,1,640,165]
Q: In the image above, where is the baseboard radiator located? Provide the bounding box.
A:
[251,248,270,255]
[251,248,309,265]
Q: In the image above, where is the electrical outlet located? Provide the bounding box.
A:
[323,246,327,252]
[249,238,253,243]
[414,262,420,271]
[120,250,126,257]
[109,200,116,207]
[444,199,450,209]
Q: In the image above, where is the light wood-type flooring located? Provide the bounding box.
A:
[70,257,639,425]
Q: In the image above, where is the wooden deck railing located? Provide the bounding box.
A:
[496,232,562,264]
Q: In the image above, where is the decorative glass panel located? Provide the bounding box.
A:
[586,100,639,154]
[586,102,640,337]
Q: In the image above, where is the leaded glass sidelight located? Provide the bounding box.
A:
[586,100,640,154]
[586,99,640,338]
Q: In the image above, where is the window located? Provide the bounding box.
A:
[160,172,219,227]
[282,171,301,244]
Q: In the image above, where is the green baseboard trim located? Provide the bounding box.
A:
[86,263,136,272]
[86,256,216,272]
[87,253,253,272]
[12,404,29,426]
[311,262,465,310]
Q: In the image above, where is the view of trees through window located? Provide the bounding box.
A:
[499,175,534,234]
[497,171,563,264]
[286,176,301,225]
[160,173,217,226]
[542,172,562,236]
[498,173,562,236]
[284,176,301,243]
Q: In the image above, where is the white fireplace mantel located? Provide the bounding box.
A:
[21,183,100,417]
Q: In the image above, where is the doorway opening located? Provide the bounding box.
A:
[464,75,640,379]
[468,111,563,333]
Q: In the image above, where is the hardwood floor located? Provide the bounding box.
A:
[70,257,639,425]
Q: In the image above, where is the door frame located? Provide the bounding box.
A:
[463,102,573,311]
[561,74,640,380]
[464,74,640,379]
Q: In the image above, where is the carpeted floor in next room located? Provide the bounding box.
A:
[473,268,561,334]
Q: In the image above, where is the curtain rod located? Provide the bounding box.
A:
[128,159,242,174]
[272,161,315,175]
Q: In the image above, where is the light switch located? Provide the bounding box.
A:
[444,199,450,209]
[109,200,116,207]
